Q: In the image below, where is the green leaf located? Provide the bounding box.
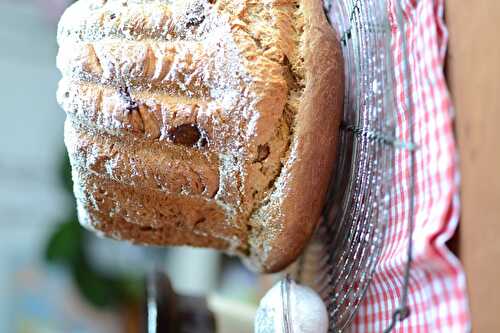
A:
[114,276,143,303]
[59,150,74,194]
[45,218,83,265]
[72,259,122,308]
[71,256,143,308]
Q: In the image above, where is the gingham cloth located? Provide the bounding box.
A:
[352,0,471,331]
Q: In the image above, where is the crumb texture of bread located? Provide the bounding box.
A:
[57,0,343,272]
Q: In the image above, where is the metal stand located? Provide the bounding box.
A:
[289,1,416,332]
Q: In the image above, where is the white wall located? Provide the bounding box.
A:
[0,1,70,329]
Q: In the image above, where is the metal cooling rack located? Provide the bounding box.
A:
[290,0,416,332]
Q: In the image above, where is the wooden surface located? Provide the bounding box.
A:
[446,1,500,331]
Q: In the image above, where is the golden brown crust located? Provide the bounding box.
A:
[73,172,240,251]
[247,0,343,272]
[57,0,343,273]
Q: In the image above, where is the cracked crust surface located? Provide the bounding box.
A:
[57,0,343,272]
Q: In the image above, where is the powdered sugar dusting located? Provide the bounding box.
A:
[57,0,306,270]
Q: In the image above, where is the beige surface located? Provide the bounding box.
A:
[208,293,256,333]
[446,1,500,331]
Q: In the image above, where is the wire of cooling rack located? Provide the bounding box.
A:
[290,0,417,332]
[381,0,416,331]
[281,274,293,333]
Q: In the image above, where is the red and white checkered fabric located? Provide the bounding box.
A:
[352,0,470,332]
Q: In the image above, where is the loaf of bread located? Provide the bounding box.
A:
[56,0,343,273]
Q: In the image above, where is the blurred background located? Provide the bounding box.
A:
[0,1,268,332]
